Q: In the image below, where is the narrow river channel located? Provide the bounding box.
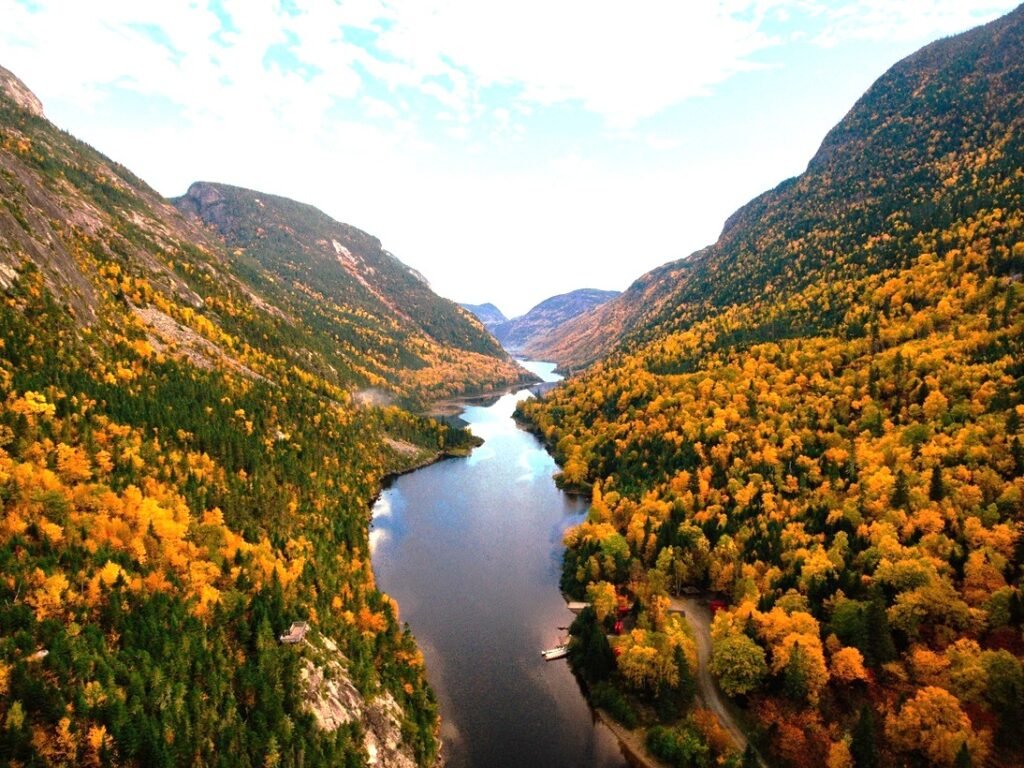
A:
[371,361,630,768]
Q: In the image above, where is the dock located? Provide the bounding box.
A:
[541,644,569,661]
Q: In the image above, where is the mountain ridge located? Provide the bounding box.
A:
[463,288,620,357]
[458,301,506,332]
[528,4,1024,369]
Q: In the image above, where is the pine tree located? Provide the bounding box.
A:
[850,705,879,768]
[784,643,810,702]
[865,596,896,666]
[891,469,910,509]
[1009,589,1024,626]
[675,645,696,708]
[1012,436,1024,478]
[929,465,945,501]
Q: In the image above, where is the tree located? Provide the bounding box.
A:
[711,634,768,697]
[864,596,896,666]
[569,607,614,682]
[982,650,1024,745]
[831,647,869,683]
[885,686,987,767]
[783,642,811,702]
[850,706,878,768]
[587,581,618,622]
[891,469,910,509]
[929,466,945,501]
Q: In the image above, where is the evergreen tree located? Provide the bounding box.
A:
[929,465,945,501]
[1012,436,1024,478]
[954,742,971,768]
[891,469,910,509]
[783,643,810,702]
[1009,589,1024,626]
[865,596,896,666]
[675,645,696,709]
[850,705,879,768]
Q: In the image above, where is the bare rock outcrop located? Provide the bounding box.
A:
[300,635,440,767]
[0,65,44,117]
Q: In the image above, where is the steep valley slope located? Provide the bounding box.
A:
[0,64,521,767]
[520,7,1024,767]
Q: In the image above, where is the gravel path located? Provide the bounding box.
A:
[671,596,766,765]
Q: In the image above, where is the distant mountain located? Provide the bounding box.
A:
[466,289,619,355]
[460,301,507,331]
[503,288,619,354]
[0,63,523,767]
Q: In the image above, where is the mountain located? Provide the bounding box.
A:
[462,289,619,356]
[520,8,1024,767]
[174,182,521,405]
[522,262,688,369]
[459,302,507,332]
[532,5,1024,370]
[497,288,620,355]
[0,64,521,767]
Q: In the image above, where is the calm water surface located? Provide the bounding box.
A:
[371,361,629,768]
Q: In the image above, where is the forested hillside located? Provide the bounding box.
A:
[175,183,518,404]
[0,64,518,767]
[520,7,1024,767]
[529,5,1024,373]
[458,302,506,333]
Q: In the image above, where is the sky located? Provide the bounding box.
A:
[1,1,1019,317]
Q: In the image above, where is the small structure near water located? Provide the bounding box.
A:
[541,644,569,661]
[279,621,310,644]
[566,601,590,613]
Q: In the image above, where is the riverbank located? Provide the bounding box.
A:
[594,709,670,768]
[376,444,474,498]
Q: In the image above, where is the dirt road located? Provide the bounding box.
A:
[671,596,765,765]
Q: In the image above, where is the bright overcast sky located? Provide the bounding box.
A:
[1,1,1018,317]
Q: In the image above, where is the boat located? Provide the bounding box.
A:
[541,644,569,661]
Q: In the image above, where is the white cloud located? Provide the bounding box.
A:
[810,1,1015,48]
[351,1,780,127]
[0,0,1019,317]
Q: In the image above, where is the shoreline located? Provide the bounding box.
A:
[426,375,541,418]
[373,446,469,502]
[594,708,669,768]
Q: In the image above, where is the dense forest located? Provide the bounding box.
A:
[520,7,1024,767]
[0,64,524,767]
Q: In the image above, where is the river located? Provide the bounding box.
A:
[370,361,630,768]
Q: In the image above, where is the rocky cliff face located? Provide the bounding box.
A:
[301,636,441,767]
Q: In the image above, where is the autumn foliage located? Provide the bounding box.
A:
[520,9,1024,766]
